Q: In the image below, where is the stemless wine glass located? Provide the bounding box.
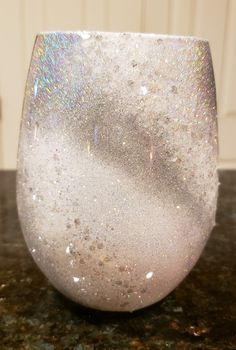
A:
[17,31,218,312]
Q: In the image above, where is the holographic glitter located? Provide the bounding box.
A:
[17,31,218,312]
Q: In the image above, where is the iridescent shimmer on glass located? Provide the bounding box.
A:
[17,31,218,312]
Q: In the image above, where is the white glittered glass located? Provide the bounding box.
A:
[17,32,218,312]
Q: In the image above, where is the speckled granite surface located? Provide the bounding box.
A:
[0,170,235,350]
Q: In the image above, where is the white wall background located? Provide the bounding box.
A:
[0,0,235,169]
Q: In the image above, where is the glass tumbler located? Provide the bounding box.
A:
[17,32,218,312]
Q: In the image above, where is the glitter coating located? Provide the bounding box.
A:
[17,31,218,312]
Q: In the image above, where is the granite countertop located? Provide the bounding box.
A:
[0,170,235,350]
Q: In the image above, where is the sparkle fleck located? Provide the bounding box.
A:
[34,122,39,140]
[140,86,148,96]
[80,32,90,40]
[34,78,39,97]
[146,271,153,279]
[150,151,153,161]
[73,277,80,282]
[195,47,202,56]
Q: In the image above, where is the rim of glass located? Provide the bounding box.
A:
[37,30,209,43]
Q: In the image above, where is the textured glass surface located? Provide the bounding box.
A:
[17,32,218,312]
